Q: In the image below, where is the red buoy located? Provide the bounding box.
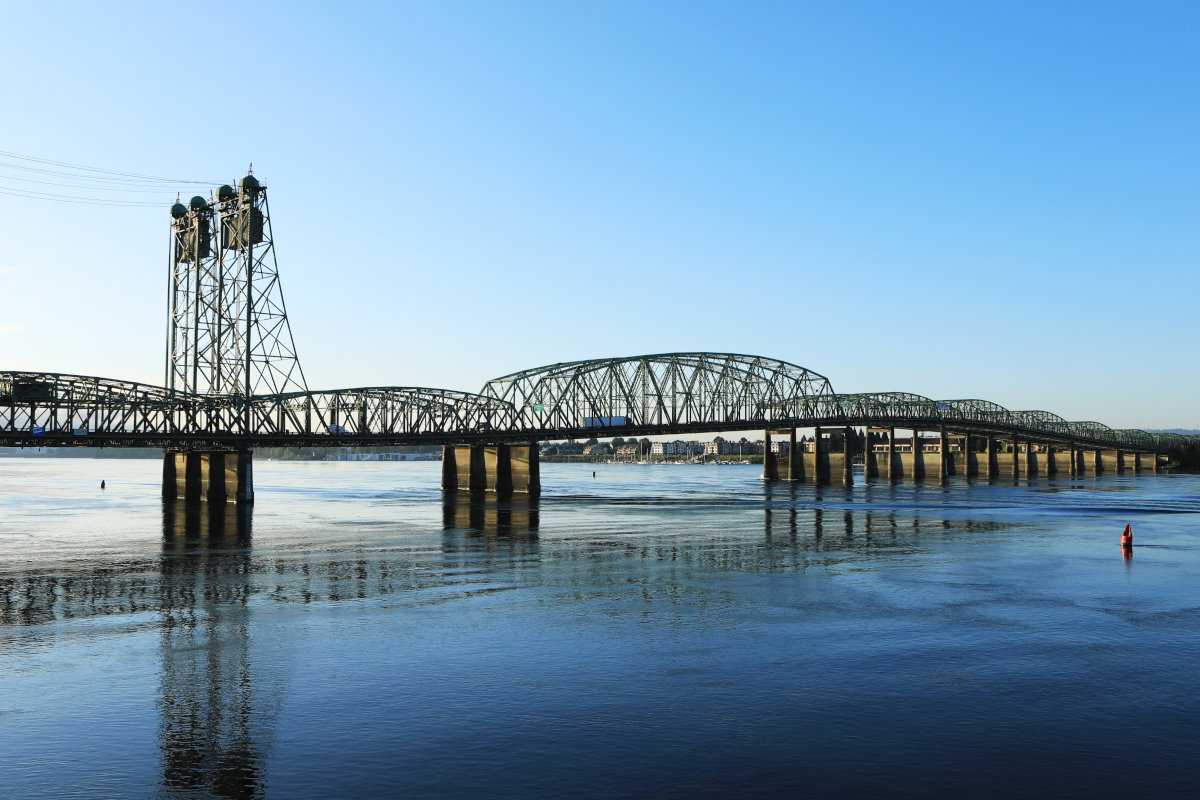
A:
[1121,523,1133,549]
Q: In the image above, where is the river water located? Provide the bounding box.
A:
[1,458,1198,798]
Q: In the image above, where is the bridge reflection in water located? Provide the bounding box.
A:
[0,482,1028,798]
[760,481,1000,559]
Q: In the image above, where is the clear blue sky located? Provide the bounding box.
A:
[1,1,1197,428]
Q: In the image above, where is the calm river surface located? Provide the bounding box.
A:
[2,458,1199,798]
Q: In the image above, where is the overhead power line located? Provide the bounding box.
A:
[0,150,223,185]
[0,150,231,206]
[0,186,164,206]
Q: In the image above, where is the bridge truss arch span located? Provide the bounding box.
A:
[834,392,938,423]
[480,352,839,435]
[1012,410,1071,438]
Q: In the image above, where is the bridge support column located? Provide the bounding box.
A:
[1011,439,1019,478]
[443,444,541,495]
[441,446,458,491]
[842,426,853,486]
[812,426,829,483]
[763,430,778,481]
[1068,442,1077,476]
[201,453,224,502]
[511,444,541,495]
[887,426,895,481]
[787,428,803,482]
[162,451,179,500]
[236,451,254,503]
[939,427,948,482]
[162,449,253,504]
[483,446,508,493]
[443,445,487,492]
[864,429,877,479]
[985,436,995,479]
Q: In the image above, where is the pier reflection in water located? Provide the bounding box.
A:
[761,479,996,561]
[442,491,539,537]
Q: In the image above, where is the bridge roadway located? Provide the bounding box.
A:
[1,353,1188,502]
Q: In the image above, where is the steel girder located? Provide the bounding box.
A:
[479,353,839,432]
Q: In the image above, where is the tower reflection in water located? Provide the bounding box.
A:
[159,500,272,800]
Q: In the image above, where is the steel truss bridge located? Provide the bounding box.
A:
[0,353,1187,453]
[1,170,1189,501]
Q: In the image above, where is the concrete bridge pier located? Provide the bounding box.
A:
[887,427,896,480]
[938,427,949,482]
[964,435,978,477]
[985,436,995,478]
[864,429,876,479]
[442,444,541,495]
[787,428,806,482]
[808,426,827,483]
[763,430,778,481]
[804,425,849,485]
[842,426,854,485]
[1020,441,1038,477]
[864,427,897,480]
[162,449,254,504]
[891,429,920,481]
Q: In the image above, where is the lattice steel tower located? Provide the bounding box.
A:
[166,171,308,401]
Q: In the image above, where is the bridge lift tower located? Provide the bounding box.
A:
[164,169,308,502]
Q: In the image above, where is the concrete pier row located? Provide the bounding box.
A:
[764,426,854,485]
[441,444,541,495]
[162,449,254,504]
[766,427,1160,483]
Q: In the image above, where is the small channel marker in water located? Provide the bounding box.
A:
[1122,523,1133,553]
